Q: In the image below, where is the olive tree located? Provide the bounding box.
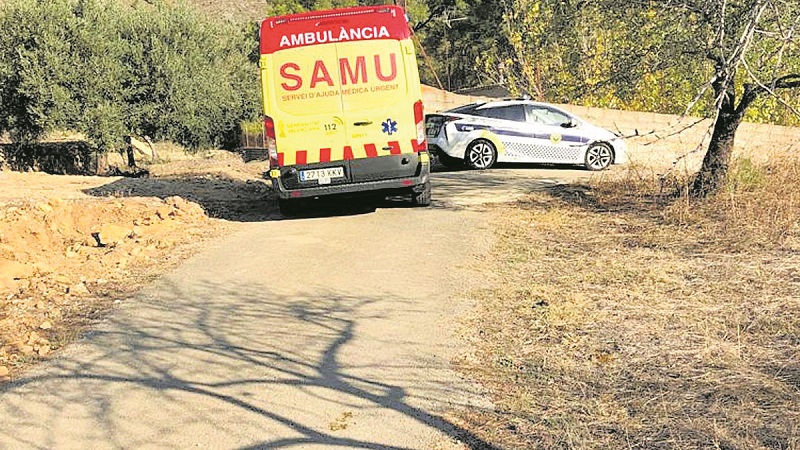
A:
[485,0,799,196]
[0,0,259,153]
[674,0,800,195]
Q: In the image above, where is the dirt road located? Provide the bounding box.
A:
[0,165,594,449]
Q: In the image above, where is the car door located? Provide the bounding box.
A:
[523,104,588,164]
[472,104,528,161]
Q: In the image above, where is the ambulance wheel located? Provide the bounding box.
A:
[412,181,432,207]
[465,139,497,170]
[278,198,303,216]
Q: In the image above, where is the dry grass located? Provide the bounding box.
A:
[457,160,800,449]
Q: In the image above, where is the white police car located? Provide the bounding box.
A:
[425,100,628,171]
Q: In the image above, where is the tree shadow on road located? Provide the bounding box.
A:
[82,172,507,222]
[83,176,423,222]
[0,281,501,449]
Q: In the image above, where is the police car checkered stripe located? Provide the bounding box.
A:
[504,142,583,162]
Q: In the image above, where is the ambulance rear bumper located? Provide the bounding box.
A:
[270,172,430,199]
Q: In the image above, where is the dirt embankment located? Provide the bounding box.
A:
[0,194,216,379]
[0,148,275,381]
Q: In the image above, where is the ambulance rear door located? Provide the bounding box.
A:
[261,6,422,189]
[262,26,350,190]
[336,35,421,183]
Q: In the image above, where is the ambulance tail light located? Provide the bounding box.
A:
[264,116,278,167]
[413,100,427,152]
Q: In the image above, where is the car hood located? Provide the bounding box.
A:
[578,123,619,140]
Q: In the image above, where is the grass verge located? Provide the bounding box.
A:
[457,160,800,449]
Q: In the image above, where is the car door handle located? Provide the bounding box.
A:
[353,121,373,126]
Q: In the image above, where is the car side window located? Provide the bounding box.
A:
[526,105,572,126]
[474,105,526,122]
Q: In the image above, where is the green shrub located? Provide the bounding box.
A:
[727,158,767,193]
[0,0,259,152]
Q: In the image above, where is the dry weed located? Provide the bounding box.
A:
[458,160,800,449]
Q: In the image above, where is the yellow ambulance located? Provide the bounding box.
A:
[259,5,431,213]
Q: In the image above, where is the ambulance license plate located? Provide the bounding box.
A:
[299,167,344,185]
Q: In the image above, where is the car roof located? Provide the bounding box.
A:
[445,99,564,113]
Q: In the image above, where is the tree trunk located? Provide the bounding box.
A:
[690,110,743,197]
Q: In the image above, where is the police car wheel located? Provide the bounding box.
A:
[412,181,432,207]
[584,143,614,171]
[465,139,497,170]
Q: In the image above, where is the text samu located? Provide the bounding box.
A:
[280,54,397,91]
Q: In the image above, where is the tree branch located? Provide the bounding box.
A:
[737,73,800,116]
[412,5,447,33]
[774,74,800,89]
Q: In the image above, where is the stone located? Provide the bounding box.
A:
[27,332,40,344]
[156,239,174,249]
[54,274,71,285]
[166,196,188,210]
[93,224,131,247]
[0,366,9,377]
[156,205,174,220]
[33,262,54,275]
[37,203,53,213]
[69,283,90,296]
[39,320,53,330]
[131,225,145,239]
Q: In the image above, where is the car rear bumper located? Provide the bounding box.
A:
[270,170,430,199]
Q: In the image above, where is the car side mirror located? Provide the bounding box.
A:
[561,119,578,128]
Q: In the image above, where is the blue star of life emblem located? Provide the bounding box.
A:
[382,118,398,135]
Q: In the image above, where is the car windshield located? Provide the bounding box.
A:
[526,105,573,126]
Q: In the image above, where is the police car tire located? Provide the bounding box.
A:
[412,181,432,207]
[584,143,614,171]
[465,139,497,170]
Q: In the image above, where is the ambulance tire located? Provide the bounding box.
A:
[278,198,303,216]
[465,139,497,170]
[412,180,432,207]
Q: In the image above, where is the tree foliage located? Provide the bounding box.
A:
[0,0,259,151]
[414,0,799,196]
[416,0,799,128]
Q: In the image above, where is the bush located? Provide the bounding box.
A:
[0,0,259,152]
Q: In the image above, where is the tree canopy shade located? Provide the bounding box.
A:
[0,0,259,152]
